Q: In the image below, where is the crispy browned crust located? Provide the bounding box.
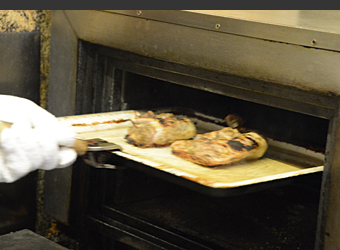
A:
[194,127,241,140]
[125,134,173,148]
[126,111,197,148]
[171,131,268,167]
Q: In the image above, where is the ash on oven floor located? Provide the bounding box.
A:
[111,173,322,250]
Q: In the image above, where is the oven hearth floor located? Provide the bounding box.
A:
[109,175,321,250]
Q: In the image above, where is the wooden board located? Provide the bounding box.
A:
[58,111,324,189]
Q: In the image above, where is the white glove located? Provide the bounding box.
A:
[0,95,77,183]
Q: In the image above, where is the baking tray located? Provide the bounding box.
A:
[58,110,324,196]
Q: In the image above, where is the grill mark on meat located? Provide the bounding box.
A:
[157,118,175,127]
[171,129,268,166]
[227,140,244,151]
[227,137,258,151]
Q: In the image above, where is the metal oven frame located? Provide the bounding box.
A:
[45,10,340,250]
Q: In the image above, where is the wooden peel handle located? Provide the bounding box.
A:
[0,121,88,156]
[72,137,88,156]
[0,120,11,133]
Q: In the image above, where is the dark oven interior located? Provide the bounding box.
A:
[66,40,329,250]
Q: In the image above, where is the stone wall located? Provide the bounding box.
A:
[0,10,38,32]
[0,9,53,236]
[37,10,51,109]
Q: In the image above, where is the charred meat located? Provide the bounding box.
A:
[171,127,268,166]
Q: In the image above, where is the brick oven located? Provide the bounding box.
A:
[44,10,340,250]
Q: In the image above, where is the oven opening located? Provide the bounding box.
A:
[76,41,329,153]
[120,72,329,153]
[67,40,329,250]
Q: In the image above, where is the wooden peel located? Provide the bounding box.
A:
[0,121,88,156]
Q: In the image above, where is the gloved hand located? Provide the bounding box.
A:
[0,95,77,183]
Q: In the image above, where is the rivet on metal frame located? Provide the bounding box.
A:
[137,10,142,16]
[215,23,221,30]
[311,39,317,45]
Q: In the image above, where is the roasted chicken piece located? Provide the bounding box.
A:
[194,127,241,140]
[125,111,197,148]
[171,127,268,166]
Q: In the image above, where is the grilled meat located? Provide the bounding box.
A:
[194,127,241,140]
[171,127,268,166]
[125,111,197,148]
